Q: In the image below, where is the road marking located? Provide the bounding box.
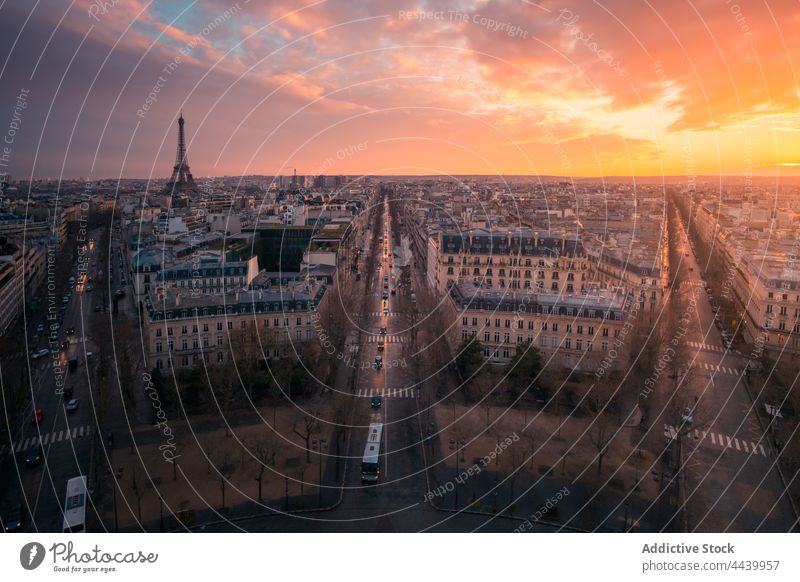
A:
[734,438,740,450]
[78,426,85,437]
[726,436,732,448]
[72,427,78,438]
[742,440,749,452]
[759,443,766,455]
[710,432,716,445]
[56,430,64,442]
[41,433,49,445]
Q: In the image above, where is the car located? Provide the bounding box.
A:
[66,327,75,335]
[65,399,79,412]
[377,340,385,352]
[374,355,383,369]
[61,340,70,350]
[382,291,389,299]
[681,407,694,427]
[30,348,49,359]
[94,304,102,312]
[31,409,44,425]
[26,444,41,466]
[383,307,389,315]
[63,386,74,399]
[86,284,93,292]
[379,327,386,335]
[371,394,382,409]
[2,505,25,532]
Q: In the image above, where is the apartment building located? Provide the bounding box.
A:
[447,281,632,371]
[144,279,328,370]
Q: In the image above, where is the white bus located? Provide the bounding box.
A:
[361,423,383,482]
[62,476,87,532]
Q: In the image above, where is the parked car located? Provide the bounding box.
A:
[65,399,80,412]
[2,505,25,532]
[371,394,382,409]
[31,409,44,425]
[30,348,49,360]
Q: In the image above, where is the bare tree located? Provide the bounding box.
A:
[214,451,234,508]
[292,415,321,463]
[130,465,147,524]
[253,436,277,502]
[582,379,619,476]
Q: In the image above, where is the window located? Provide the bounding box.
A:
[576,339,582,351]
[228,321,233,330]
[565,338,572,349]
[601,341,608,351]
[217,322,223,331]
[203,323,209,332]
[181,325,188,335]
[217,335,223,346]
[155,341,163,353]
[551,336,558,348]
[602,327,609,337]
[494,332,500,343]
[192,324,198,333]
[181,339,188,350]
[156,328,162,337]
[484,332,490,342]
[168,327,174,336]
[540,335,547,347]
[552,323,558,332]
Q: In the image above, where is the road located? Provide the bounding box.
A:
[671,214,796,532]
[0,226,124,532]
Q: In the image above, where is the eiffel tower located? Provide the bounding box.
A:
[163,111,197,195]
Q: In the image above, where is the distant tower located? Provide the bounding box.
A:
[164,111,197,194]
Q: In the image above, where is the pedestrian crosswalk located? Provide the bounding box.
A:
[367,312,400,318]
[687,341,727,354]
[366,335,406,343]
[357,387,415,398]
[663,424,767,457]
[698,362,740,376]
[1,425,94,456]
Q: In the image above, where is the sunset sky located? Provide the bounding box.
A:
[1,0,798,180]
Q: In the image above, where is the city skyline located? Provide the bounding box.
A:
[0,0,798,181]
